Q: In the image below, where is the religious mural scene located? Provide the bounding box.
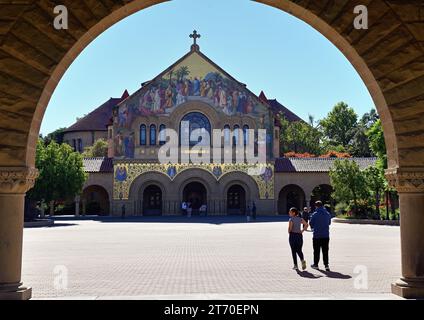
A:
[112,46,271,159]
[62,31,344,218]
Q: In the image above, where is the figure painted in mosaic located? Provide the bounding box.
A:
[167,166,177,179]
[124,132,135,158]
[115,166,127,182]
[212,166,222,178]
[261,167,273,182]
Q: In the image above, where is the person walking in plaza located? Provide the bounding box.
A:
[309,201,332,271]
[288,207,308,271]
[252,201,257,220]
[302,207,311,230]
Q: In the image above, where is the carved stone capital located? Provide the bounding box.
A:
[0,167,39,194]
[386,168,424,193]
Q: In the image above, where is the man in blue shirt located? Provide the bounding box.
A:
[309,201,332,271]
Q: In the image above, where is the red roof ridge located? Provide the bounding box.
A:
[258,91,268,104]
[121,89,129,100]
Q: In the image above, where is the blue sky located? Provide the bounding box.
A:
[41,0,375,135]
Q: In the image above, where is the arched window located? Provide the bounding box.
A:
[224,125,231,146]
[243,125,249,145]
[140,124,146,146]
[233,125,240,146]
[159,124,166,145]
[150,124,157,146]
[180,112,211,146]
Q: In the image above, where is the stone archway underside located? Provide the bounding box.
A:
[1,0,424,299]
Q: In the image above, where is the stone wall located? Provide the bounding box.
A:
[63,131,107,152]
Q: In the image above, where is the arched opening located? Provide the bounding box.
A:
[310,184,334,213]
[1,0,423,300]
[183,182,207,215]
[81,185,110,216]
[278,185,306,215]
[227,185,246,215]
[179,112,211,146]
[142,185,162,216]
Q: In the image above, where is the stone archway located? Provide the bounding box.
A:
[182,182,207,215]
[128,171,170,215]
[278,184,306,215]
[0,0,423,299]
[81,185,110,216]
[226,184,247,215]
[142,185,163,216]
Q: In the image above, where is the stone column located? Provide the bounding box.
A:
[387,168,424,299]
[0,167,38,300]
[75,195,80,217]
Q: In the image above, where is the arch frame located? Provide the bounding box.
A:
[23,0,399,170]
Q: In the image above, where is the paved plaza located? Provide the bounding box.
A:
[22,216,402,299]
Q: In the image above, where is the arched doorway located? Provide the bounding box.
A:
[81,185,110,216]
[278,185,306,215]
[183,182,207,215]
[310,184,334,213]
[227,185,246,215]
[142,185,162,216]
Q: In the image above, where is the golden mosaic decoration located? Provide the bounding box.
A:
[113,162,274,200]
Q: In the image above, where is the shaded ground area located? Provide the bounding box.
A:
[22,216,401,299]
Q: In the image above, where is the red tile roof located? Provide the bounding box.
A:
[64,90,128,133]
[258,91,303,124]
[267,99,303,123]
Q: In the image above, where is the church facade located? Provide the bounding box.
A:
[63,33,375,217]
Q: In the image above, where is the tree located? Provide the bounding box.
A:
[175,66,190,81]
[280,116,322,155]
[319,102,358,150]
[366,119,397,220]
[364,165,386,217]
[349,109,379,157]
[367,119,387,168]
[329,159,369,216]
[82,139,108,158]
[360,109,379,129]
[350,124,372,157]
[27,140,87,215]
[41,127,66,145]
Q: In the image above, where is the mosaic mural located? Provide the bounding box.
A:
[113,162,274,200]
[113,52,272,158]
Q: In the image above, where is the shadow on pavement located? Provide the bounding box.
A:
[296,270,323,279]
[51,215,290,225]
[318,269,352,279]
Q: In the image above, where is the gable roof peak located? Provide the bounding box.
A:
[121,89,129,100]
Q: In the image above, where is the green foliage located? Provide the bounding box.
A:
[350,124,372,157]
[40,127,66,145]
[27,140,87,206]
[360,109,379,129]
[367,119,387,168]
[319,102,358,149]
[329,159,369,216]
[279,116,322,155]
[82,139,108,158]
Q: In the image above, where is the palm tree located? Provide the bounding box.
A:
[175,66,190,81]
